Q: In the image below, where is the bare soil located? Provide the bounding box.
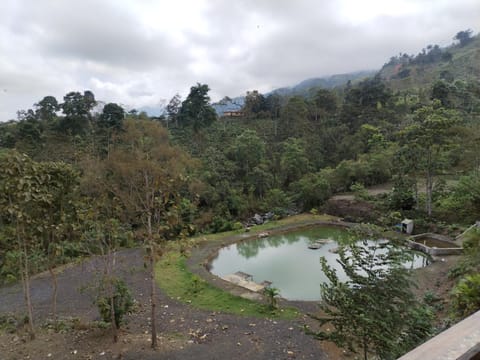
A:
[0,248,329,360]
[0,228,461,360]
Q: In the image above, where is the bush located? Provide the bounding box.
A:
[264,188,292,215]
[388,176,416,210]
[451,274,480,318]
[291,173,331,210]
[96,279,133,328]
[350,182,370,201]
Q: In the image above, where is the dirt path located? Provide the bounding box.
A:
[0,248,330,360]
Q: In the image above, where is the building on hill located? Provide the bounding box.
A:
[222,110,245,117]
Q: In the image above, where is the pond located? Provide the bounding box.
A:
[209,226,428,301]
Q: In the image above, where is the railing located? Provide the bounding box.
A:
[398,310,480,360]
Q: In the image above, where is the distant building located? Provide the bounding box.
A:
[222,110,245,117]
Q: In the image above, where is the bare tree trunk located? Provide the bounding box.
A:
[104,247,118,343]
[426,170,433,216]
[148,213,158,349]
[22,236,35,340]
[109,283,118,343]
[150,249,157,349]
[49,266,58,327]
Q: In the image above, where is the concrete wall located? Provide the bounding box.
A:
[398,310,480,360]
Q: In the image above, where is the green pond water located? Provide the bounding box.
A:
[210,226,428,301]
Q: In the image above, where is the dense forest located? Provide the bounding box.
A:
[1,30,480,355]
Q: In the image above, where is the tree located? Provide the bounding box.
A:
[280,138,310,187]
[399,101,460,215]
[59,91,96,135]
[97,103,125,157]
[454,29,474,47]
[243,90,267,117]
[99,103,124,131]
[35,96,59,122]
[291,172,331,210]
[178,83,217,131]
[310,89,337,122]
[0,151,54,339]
[279,96,310,139]
[37,162,79,327]
[166,93,182,128]
[431,80,452,107]
[311,225,433,359]
[228,129,266,181]
[106,119,194,348]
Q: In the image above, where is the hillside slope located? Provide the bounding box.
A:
[379,34,480,91]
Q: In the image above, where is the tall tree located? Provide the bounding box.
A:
[35,96,59,122]
[454,29,474,47]
[0,151,55,339]
[399,101,460,215]
[59,91,96,135]
[243,90,267,117]
[166,93,182,128]
[106,119,193,348]
[178,83,217,131]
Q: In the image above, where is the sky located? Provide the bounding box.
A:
[0,0,479,121]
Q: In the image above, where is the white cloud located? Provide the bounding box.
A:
[0,0,478,120]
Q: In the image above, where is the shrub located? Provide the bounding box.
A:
[96,279,133,328]
[451,274,480,318]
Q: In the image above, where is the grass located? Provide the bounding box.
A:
[154,214,337,319]
[156,252,298,319]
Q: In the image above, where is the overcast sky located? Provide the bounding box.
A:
[0,0,478,120]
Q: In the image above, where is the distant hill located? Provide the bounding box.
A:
[269,70,376,96]
[212,70,375,116]
[379,34,480,91]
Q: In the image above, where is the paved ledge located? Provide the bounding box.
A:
[398,310,480,360]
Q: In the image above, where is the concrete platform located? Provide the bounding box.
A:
[222,273,266,292]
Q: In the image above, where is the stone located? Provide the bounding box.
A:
[252,213,263,225]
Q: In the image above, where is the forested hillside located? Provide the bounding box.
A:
[1,31,480,283]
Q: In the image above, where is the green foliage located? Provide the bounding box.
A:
[156,252,298,319]
[280,138,310,186]
[350,182,370,201]
[451,274,480,318]
[291,173,331,210]
[263,287,280,310]
[449,228,480,278]
[264,188,292,215]
[178,83,217,131]
[388,176,416,210]
[96,279,134,328]
[98,103,124,131]
[313,235,432,359]
[454,29,474,47]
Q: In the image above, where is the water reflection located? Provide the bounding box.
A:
[237,233,300,259]
[210,226,428,301]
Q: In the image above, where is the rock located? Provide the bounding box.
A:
[264,212,274,220]
[252,213,263,225]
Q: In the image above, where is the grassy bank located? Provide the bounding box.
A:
[156,252,298,319]
[155,214,337,318]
